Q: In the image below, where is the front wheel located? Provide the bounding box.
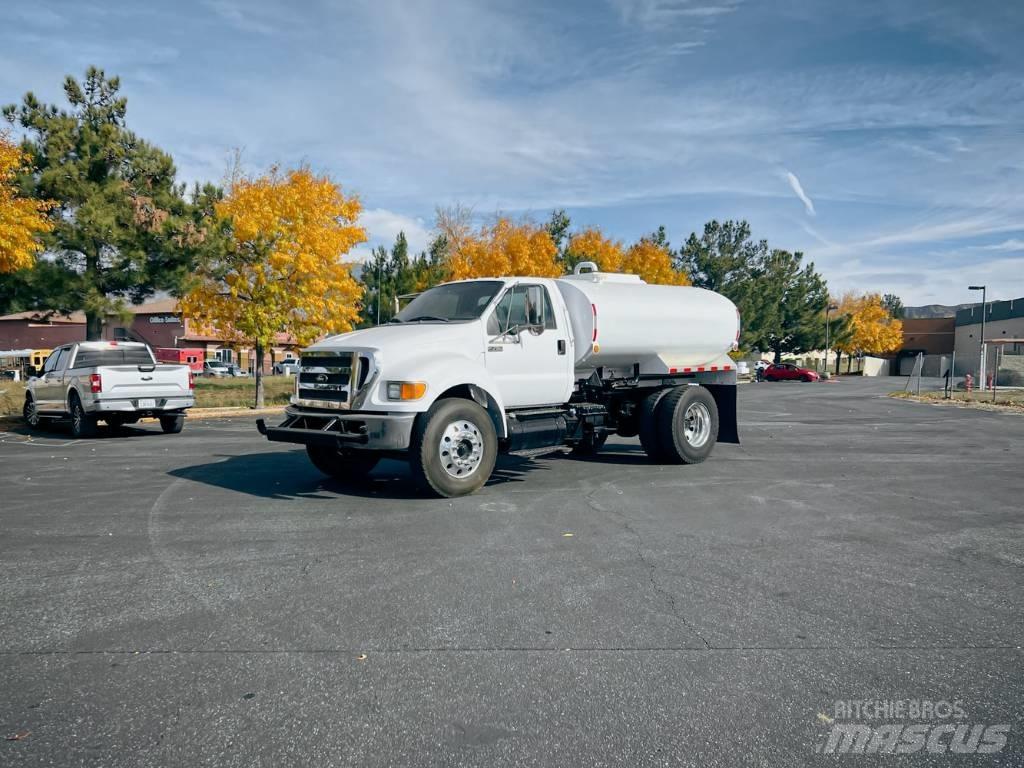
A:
[306,445,379,483]
[409,398,497,498]
[159,415,184,434]
[23,397,40,429]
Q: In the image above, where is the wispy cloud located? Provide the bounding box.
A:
[969,238,1024,252]
[784,171,815,216]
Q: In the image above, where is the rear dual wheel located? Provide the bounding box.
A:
[639,385,719,464]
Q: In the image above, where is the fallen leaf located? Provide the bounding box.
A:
[817,713,834,724]
[6,730,30,741]
[562,532,574,538]
[356,654,367,661]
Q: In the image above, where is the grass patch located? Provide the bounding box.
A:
[192,376,294,408]
[0,376,294,416]
[891,389,1024,412]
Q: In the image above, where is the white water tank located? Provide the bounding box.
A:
[555,263,739,373]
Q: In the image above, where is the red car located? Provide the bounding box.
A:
[764,362,820,382]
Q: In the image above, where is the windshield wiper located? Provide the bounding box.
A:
[403,315,450,323]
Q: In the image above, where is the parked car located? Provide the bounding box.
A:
[23,341,194,437]
[226,364,250,377]
[273,357,300,375]
[764,362,819,382]
[202,360,231,377]
[257,262,741,497]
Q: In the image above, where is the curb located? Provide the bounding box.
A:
[0,405,287,430]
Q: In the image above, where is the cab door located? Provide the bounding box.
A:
[484,283,572,407]
[36,346,69,411]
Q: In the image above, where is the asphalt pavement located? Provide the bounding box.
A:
[1,378,1021,766]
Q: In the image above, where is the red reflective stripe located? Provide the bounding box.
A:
[723,365,731,371]
[591,303,598,342]
[697,367,705,372]
[711,366,718,371]
[669,367,677,374]
[683,367,692,373]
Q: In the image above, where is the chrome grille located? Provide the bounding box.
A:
[298,352,355,405]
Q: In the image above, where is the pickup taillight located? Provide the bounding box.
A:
[188,371,195,390]
[90,373,102,393]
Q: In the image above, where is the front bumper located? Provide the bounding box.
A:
[257,407,416,451]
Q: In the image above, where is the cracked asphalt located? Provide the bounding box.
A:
[1,379,1021,766]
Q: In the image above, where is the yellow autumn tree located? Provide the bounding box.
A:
[567,228,624,272]
[0,131,53,273]
[623,238,690,285]
[180,167,366,406]
[569,227,689,285]
[446,216,561,279]
[835,292,903,360]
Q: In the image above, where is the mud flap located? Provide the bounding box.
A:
[705,384,739,444]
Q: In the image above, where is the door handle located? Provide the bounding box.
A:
[557,339,566,355]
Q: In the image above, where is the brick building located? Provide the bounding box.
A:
[0,310,86,350]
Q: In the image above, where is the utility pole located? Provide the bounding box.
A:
[968,285,986,385]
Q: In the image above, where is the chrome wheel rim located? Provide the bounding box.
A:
[72,404,82,432]
[683,402,711,448]
[24,400,38,426]
[438,419,484,479]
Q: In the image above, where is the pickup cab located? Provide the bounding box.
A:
[257,264,741,497]
[23,341,195,437]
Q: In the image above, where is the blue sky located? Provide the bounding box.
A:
[3,0,1023,304]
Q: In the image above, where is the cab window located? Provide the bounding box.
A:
[487,285,557,335]
[42,348,66,373]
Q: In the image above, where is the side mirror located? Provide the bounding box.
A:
[26,365,37,378]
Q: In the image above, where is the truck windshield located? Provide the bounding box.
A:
[392,280,503,323]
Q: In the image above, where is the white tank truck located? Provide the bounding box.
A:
[257,262,741,497]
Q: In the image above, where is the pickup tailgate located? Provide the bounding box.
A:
[98,364,191,400]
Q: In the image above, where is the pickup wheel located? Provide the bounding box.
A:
[159,415,185,434]
[638,389,669,461]
[305,445,379,483]
[409,398,497,498]
[69,393,97,439]
[656,385,719,465]
[23,396,41,429]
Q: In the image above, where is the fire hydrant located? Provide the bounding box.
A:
[964,372,974,393]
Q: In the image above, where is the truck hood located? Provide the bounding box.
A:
[305,321,484,356]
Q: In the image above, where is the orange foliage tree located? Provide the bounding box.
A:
[568,227,688,285]
[835,292,903,363]
[445,216,561,279]
[0,131,53,273]
[180,167,366,406]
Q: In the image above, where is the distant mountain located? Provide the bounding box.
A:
[902,303,975,319]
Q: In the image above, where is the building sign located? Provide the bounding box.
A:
[148,315,181,325]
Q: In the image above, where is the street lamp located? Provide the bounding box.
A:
[825,303,838,374]
[968,285,987,384]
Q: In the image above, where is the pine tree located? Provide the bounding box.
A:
[3,68,206,338]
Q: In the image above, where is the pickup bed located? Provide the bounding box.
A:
[23,341,195,437]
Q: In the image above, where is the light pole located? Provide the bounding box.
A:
[825,303,838,374]
[968,285,987,385]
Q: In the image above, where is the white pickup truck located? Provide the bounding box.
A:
[23,341,195,437]
[257,263,741,497]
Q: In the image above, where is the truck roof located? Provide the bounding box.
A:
[75,341,149,349]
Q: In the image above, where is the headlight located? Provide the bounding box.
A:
[386,381,427,400]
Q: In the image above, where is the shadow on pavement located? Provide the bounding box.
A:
[167,448,551,500]
[1,421,167,441]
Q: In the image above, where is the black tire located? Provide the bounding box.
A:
[571,430,607,456]
[638,389,669,461]
[23,396,41,429]
[69,393,97,439]
[656,385,719,465]
[305,445,379,483]
[159,415,184,434]
[409,398,497,498]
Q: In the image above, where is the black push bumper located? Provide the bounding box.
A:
[256,408,416,450]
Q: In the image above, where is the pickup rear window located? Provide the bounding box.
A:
[73,348,155,367]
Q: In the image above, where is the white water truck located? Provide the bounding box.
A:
[257,262,740,497]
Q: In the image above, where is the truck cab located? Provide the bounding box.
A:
[258,268,740,497]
